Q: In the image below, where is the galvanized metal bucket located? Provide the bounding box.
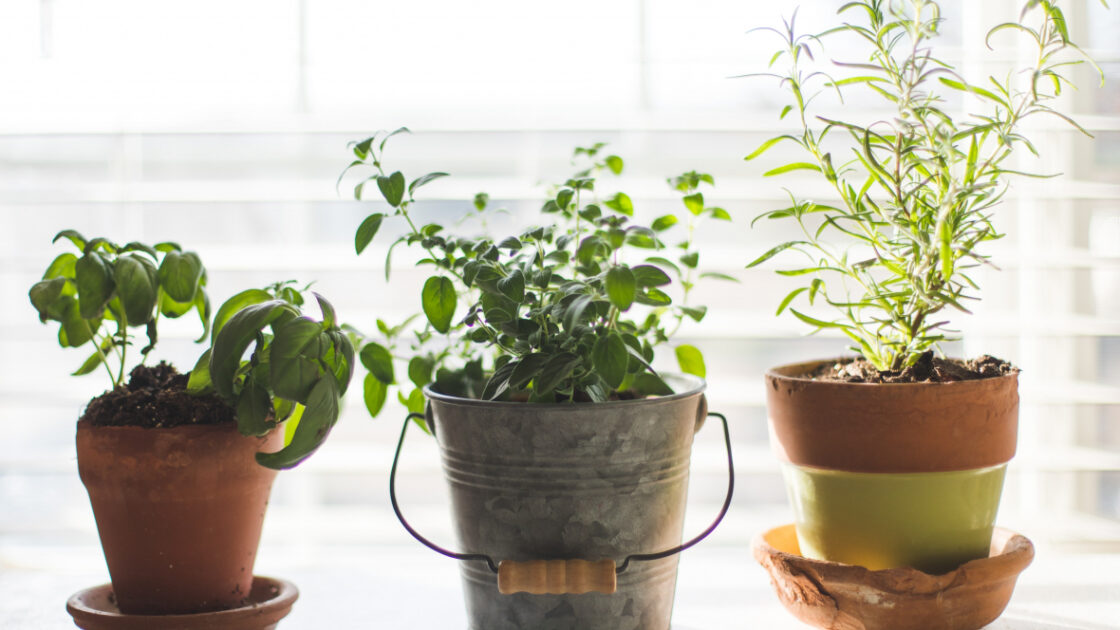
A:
[390,374,734,630]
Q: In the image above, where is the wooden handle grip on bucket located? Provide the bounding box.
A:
[497,559,617,595]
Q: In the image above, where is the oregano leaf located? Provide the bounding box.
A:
[675,344,706,378]
[421,276,456,334]
[592,333,628,390]
[378,171,406,207]
[605,266,636,311]
[355,213,384,254]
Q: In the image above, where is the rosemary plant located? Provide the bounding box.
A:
[745,0,1102,371]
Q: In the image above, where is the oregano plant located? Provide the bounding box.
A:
[744,0,1103,371]
[28,230,209,385]
[339,130,736,420]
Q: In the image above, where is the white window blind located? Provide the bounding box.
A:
[0,0,1117,582]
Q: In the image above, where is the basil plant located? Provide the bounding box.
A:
[28,230,210,386]
[29,230,354,470]
[195,282,356,469]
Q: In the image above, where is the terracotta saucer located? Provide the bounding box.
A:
[66,576,298,630]
[753,525,1033,630]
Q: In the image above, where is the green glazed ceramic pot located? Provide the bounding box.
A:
[781,463,1007,573]
[766,360,1019,574]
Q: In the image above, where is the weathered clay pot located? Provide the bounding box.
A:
[753,524,1034,630]
[66,576,298,630]
[76,420,283,615]
[766,360,1019,573]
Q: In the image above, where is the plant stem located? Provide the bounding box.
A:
[83,320,118,386]
[117,318,128,386]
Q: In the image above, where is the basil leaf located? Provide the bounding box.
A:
[158,250,203,303]
[209,300,296,399]
[269,317,326,402]
[211,288,274,345]
[113,255,159,326]
[75,253,115,320]
[255,376,340,470]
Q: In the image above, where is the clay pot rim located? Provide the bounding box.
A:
[784,461,1007,477]
[766,358,1019,388]
[765,357,1019,472]
[423,372,705,408]
[751,523,1034,592]
[66,576,297,629]
[76,418,239,433]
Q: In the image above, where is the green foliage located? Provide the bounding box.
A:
[201,283,355,470]
[744,0,1102,371]
[31,232,355,470]
[342,131,734,414]
[28,231,209,386]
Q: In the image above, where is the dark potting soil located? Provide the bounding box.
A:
[80,362,236,428]
[810,351,1016,384]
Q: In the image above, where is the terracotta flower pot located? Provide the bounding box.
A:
[765,360,1019,573]
[76,420,284,615]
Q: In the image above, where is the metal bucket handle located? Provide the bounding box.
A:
[388,405,735,596]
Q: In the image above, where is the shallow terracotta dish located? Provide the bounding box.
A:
[753,524,1033,630]
[66,576,298,630]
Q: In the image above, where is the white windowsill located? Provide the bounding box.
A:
[2,544,1117,629]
